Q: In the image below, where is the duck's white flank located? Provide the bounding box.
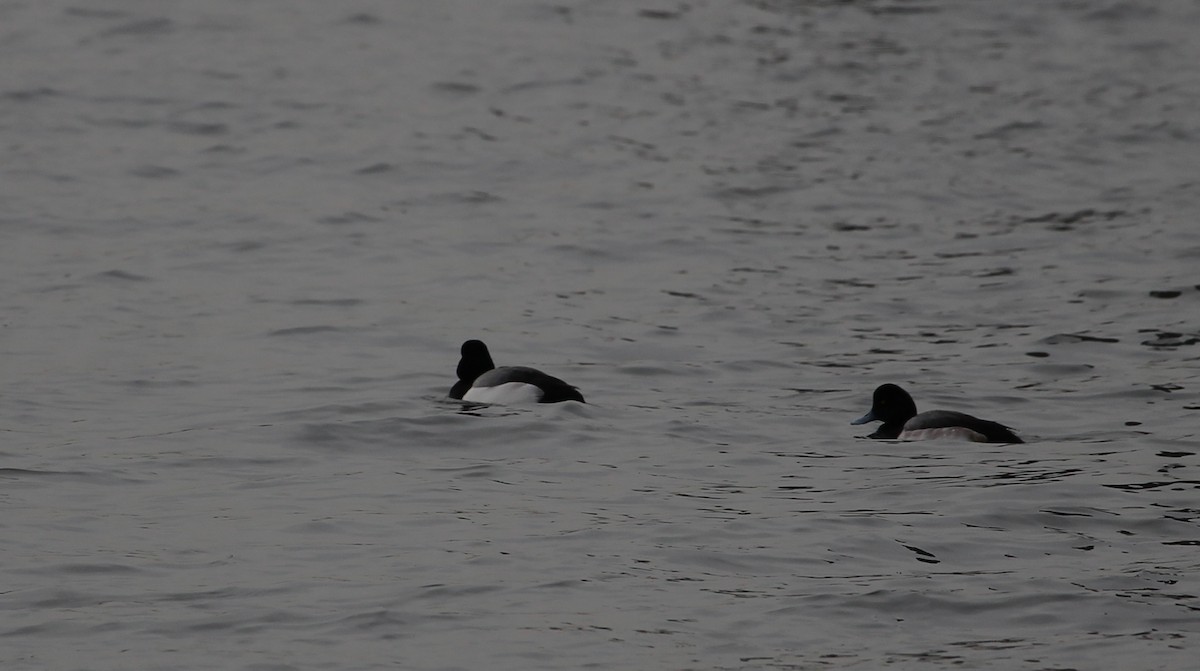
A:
[897,426,989,442]
[461,382,543,405]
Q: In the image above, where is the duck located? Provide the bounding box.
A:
[851,383,1022,443]
[449,339,585,404]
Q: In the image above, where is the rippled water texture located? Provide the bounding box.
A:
[4,1,1200,669]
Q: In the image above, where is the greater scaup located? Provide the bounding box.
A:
[852,383,1023,443]
[449,339,585,404]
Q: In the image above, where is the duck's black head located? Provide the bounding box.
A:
[852,383,918,427]
[449,340,497,399]
[457,340,495,381]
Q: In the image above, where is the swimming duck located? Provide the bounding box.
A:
[852,383,1022,443]
[449,339,585,404]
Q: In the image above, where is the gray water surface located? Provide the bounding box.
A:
[4,1,1200,669]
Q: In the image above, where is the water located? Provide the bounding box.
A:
[3,0,1199,668]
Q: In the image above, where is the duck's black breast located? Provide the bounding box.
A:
[448,378,473,400]
[866,422,905,439]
